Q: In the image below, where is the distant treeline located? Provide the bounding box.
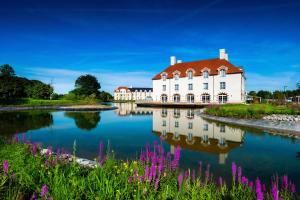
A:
[0,64,113,103]
[248,83,300,100]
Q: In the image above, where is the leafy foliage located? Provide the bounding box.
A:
[0,64,15,77]
[74,74,101,96]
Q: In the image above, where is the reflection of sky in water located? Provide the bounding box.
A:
[0,103,299,188]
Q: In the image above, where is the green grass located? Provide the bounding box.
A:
[205,104,300,119]
[0,98,103,107]
[0,141,298,200]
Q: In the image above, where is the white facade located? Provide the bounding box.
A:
[152,49,246,104]
[114,86,153,101]
[152,108,244,164]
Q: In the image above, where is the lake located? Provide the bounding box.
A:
[0,103,300,186]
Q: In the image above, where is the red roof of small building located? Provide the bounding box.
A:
[114,86,129,92]
[152,58,243,80]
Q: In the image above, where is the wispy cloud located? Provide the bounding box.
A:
[25,67,154,94]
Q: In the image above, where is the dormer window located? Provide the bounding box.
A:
[203,71,209,78]
[188,71,193,79]
[220,69,226,77]
[162,74,167,81]
[174,73,179,80]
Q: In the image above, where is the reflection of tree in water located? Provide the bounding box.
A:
[0,111,53,138]
[64,112,100,131]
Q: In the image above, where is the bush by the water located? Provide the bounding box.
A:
[205,104,300,119]
[0,138,298,200]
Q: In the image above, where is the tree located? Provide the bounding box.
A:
[248,91,257,96]
[74,74,101,96]
[0,76,28,101]
[98,91,113,102]
[257,90,272,99]
[273,90,285,100]
[25,80,54,99]
[0,64,16,77]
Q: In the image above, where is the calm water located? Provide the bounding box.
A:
[0,103,300,186]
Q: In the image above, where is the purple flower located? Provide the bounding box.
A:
[150,165,156,182]
[144,165,149,180]
[171,146,181,170]
[241,176,248,186]
[31,143,38,156]
[178,173,183,190]
[271,183,279,200]
[219,177,223,186]
[128,176,133,184]
[255,178,264,200]
[140,151,146,164]
[205,164,210,181]
[238,166,242,183]
[290,183,296,194]
[249,181,254,189]
[282,175,288,190]
[155,176,160,190]
[40,185,48,196]
[192,170,196,183]
[2,160,8,176]
[15,135,19,143]
[30,193,37,200]
[232,162,237,181]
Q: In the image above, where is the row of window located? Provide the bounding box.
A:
[162,82,226,91]
[161,121,226,132]
[161,94,228,103]
[163,69,226,81]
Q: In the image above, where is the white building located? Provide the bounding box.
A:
[152,108,244,164]
[114,86,153,101]
[152,49,246,104]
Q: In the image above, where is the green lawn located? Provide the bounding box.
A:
[0,98,104,107]
[205,104,300,119]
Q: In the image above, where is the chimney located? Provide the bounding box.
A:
[219,49,229,61]
[177,60,183,63]
[170,56,176,65]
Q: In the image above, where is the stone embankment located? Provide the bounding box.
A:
[263,114,300,122]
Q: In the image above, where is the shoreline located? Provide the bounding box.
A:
[0,104,117,111]
[200,113,300,136]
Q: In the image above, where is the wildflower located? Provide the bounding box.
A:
[255,178,264,200]
[2,160,8,176]
[238,166,242,183]
[232,162,237,181]
[15,135,19,143]
[290,183,296,194]
[205,164,210,180]
[241,176,248,186]
[144,165,149,180]
[31,143,38,156]
[192,170,196,183]
[282,175,288,190]
[155,176,160,190]
[271,183,279,200]
[30,193,37,200]
[40,185,48,197]
[219,177,223,186]
[128,176,133,184]
[249,181,254,189]
[150,165,156,182]
[178,173,183,190]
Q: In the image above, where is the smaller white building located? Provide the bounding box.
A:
[114,86,153,101]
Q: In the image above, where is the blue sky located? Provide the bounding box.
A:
[0,0,300,94]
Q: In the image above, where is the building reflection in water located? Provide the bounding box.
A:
[114,103,153,116]
[153,108,245,164]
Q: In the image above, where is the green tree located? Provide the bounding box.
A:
[64,112,100,130]
[98,91,113,102]
[25,80,54,99]
[273,90,285,99]
[74,74,101,96]
[248,91,257,96]
[0,76,28,101]
[257,90,272,99]
[0,64,16,77]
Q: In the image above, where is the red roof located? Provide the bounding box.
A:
[114,86,129,92]
[152,58,243,80]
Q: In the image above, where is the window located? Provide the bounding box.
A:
[188,84,193,90]
[161,109,168,117]
[202,135,209,143]
[202,94,210,103]
[173,94,180,103]
[162,85,166,91]
[220,125,226,132]
[187,94,194,103]
[203,83,208,90]
[188,122,193,129]
[203,124,208,131]
[218,94,228,104]
[162,130,167,136]
[187,109,194,118]
[174,73,179,80]
[161,94,168,103]
[175,121,179,128]
[174,109,180,118]
[162,120,166,127]
[174,132,179,140]
[203,71,209,78]
[175,84,179,91]
[220,69,226,77]
[220,82,226,90]
[188,71,193,79]
[188,133,193,142]
[162,74,167,81]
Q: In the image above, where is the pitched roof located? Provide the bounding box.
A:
[152,58,243,80]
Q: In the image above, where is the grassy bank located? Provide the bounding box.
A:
[0,139,298,200]
[0,98,106,107]
[205,104,300,119]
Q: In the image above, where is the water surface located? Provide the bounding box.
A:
[0,103,299,186]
